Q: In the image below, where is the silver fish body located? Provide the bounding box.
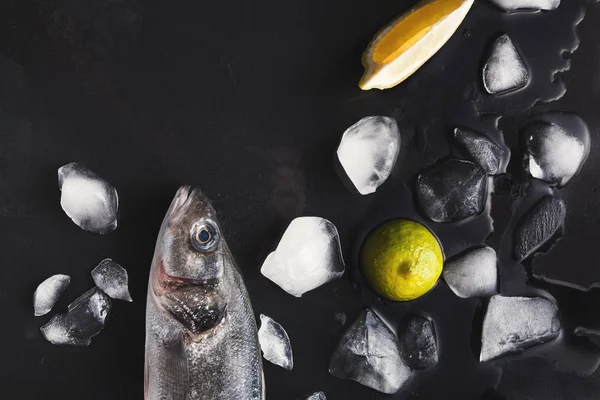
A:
[145,186,264,400]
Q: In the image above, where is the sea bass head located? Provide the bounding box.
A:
[146,186,264,400]
[150,186,229,335]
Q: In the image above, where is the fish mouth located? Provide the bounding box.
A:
[153,257,222,295]
[169,185,193,215]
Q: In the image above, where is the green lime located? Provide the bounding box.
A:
[361,219,443,301]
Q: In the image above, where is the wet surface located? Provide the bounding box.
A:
[0,0,600,399]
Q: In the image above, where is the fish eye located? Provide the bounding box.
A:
[191,221,219,251]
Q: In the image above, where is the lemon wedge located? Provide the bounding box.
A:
[359,0,474,90]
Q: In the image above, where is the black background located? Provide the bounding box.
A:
[1,0,600,399]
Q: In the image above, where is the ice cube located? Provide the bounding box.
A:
[91,258,132,302]
[480,295,560,361]
[399,315,438,370]
[514,195,565,261]
[306,392,326,400]
[443,246,497,298]
[261,217,345,297]
[329,309,412,394]
[336,116,400,195]
[33,274,71,316]
[58,162,119,234]
[523,122,586,186]
[417,159,488,223]
[452,127,507,175]
[258,314,293,370]
[483,35,529,95]
[40,287,111,346]
[488,0,560,12]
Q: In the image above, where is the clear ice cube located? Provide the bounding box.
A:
[399,315,438,370]
[488,0,560,11]
[33,274,71,316]
[336,116,400,195]
[91,258,132,302]
[329,309,412,394]
[417,159,488,223]
[453,127,507,175]
[523,122,586,186]
[260,217,345,297]
[480,295,560,361]
[443,246,497,298]
[483,35,529,95]
[58,162,119,234]
[306,392,327,400]
[258,314,294,371]
[514,195,565,261]
[40,287,112,346]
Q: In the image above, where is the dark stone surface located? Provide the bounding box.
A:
[0,0,599,399]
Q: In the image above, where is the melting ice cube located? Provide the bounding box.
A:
[483,34,529,95]
[452,127,507,175]
[488,0,560,12]
[306,392,326,400]
[91,258,132,302]
[443,246,497,298]
[258,314,293,371]
[33,274,71,316]
[399,315,438,370]
[514,195,565,261]
[261,217,345,297]
[417,159,488,223]
[58,162,119,234]
[480,295,560,361]
[40,287,112,346]
[329,309,412,394]
[523,122,586,187]
[336,116,400,195]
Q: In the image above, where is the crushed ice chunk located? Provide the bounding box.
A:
[483,34,529,95]
[399,315,438,370]
[488,0,560,12]
[523,122,586,186]
[443,246,497,298]
[58,162,119,234]
[40,287,111,346]
[453,127,507,175]
[329,309,412,394]
[480,295,560,361]
[258,314,293,370]
[514,195,565,261]
[261,217,345,297]
[306,392,326,400]
[336,116,400,195]
[91,258,132,302]
[417,159,488,223]
[33,274,71,316]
